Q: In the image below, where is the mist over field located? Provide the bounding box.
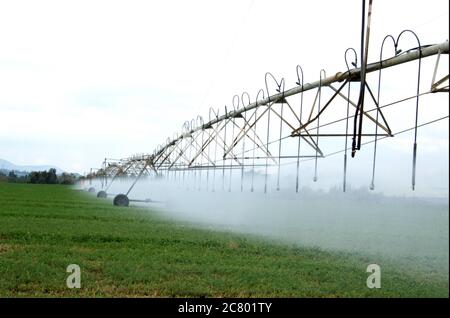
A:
[83,175,449,276]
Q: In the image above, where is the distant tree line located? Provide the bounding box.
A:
[0,168,78,185]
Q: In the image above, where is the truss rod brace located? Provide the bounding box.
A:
[153,41,448,158]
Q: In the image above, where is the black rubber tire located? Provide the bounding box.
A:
[97,190,107,198]
[88,187,96,193]
[113,194,129,207]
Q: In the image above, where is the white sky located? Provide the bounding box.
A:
[0,0,448,195]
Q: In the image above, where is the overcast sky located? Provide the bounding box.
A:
[0,0,448,195]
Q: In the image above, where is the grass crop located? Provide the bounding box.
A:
[0,182,447,297]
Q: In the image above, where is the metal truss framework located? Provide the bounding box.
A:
[90,38,449,205]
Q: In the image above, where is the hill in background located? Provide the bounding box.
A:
[0,158,64,175]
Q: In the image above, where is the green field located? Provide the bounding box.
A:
[0,182,447,297]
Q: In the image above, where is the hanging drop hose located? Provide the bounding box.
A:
[251,89,264,192]
[198,116,204,191]
[222,106,227,191]
[314,70,325,182]
[264,101,271,194]
[251,107,257,192]
[344,48,357,191]
[276,79,285,191]
[264,72,282,193]
[395,30,422,191]
[370,35,396,190]
[229,98,238,193]
[212,110,219,192]
[295,66,304,193]
[352,0,373,157]
[241,92,251,192]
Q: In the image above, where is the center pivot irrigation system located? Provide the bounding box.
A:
[84,2,449,206]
